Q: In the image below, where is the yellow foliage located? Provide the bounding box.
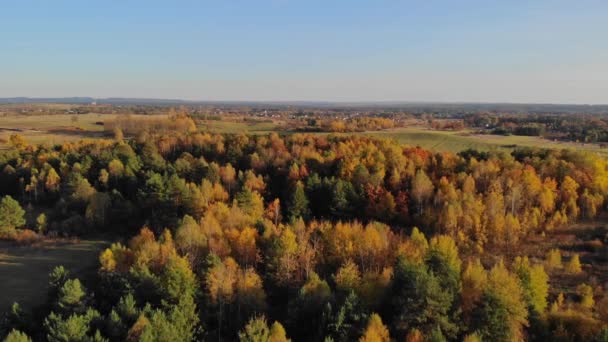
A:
[546,249,562,269]
[99,248,116,272]
[334,259,361,293]
[360,313,390,342]
[565,254,582,274]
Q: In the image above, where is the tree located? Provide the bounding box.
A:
[360,313,390,342]
[426,235,461,319]
[108,159,125,178]
[85,192,111,227]
[461,259,487,324]
[3,329,32,342]
[391,257,457,338]
[206,257,238,338]
[0,196,25,236]
[36,213,47,234]
[265,198,282,227]
[269,321,289,342]
[220,163,237,195]
[235,267,267,324]
[546,249,562,269]
[9,134,27,149]
[288,273,331,339]
[238,316,270,342]
[411,169,434,215]
[576,283,594,309]
[324,291,368,342]
[98,169,109,188]
[288,181,310,220]
[565,254,583,274]
[513,257,549,314]
[334,260,361,293]
[45,168,61,193]
[236,189,265,221]
[44,309,101,342]
[238,316,289,342]
[57,279,86,314]
[472,262,528,342]
[513,257,549,313]
[471,290,511,342]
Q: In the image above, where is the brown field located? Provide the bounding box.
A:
[0,113,168,148]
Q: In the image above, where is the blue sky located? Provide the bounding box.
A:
[1,0,607,103]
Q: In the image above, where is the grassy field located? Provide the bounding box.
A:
[0,114,109,148]
[2,114,608,157]
[0,239,108,311]
[365,127,608,156]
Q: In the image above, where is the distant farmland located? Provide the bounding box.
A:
[2,114,608,157]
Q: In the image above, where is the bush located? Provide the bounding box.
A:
[13,229,42,245]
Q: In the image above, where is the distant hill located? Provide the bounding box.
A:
[1,97,608,114]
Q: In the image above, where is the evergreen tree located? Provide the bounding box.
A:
[288,181,310,220]
[391,257,457,339]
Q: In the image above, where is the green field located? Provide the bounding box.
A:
[364,127,608,156]
[0,239,108,311]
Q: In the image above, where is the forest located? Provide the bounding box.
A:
[1,120,608,341]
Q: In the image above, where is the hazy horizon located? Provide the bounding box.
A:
[2,1,607,104]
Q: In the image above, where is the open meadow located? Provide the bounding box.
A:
[3,113,608,157]
[0,239,108,311]
[365,127,608,156]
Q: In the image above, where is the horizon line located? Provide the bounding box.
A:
[1,96,607,107]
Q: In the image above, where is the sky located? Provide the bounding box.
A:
[1,0,607,104]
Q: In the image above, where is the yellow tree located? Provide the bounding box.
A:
[45,168,61,193]
[220,163,237,195]
[333,259,361,293]
[265,198,282,227]
[206,257,239,337]
[411,169,434,215]
[461,259,487,323]
[565,253,582,274]
[560,176,580,221]
[359,313,390,342]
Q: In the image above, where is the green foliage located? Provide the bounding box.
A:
[288,181,310,220]
[472,262,528,342]
[391,257,457,339]
[513,256,549,313]
[472,290,511,342]
[44,309,101,342]
[236,188,265,221]
[324,291,368,342]
[57,279,86,313]
[137,297,199,342]
[239,316,270,342]
[0,196,25,235]
[48,266,70,301]
[159,255,198,304]
[3,329,32,342]
[36,213,47,234]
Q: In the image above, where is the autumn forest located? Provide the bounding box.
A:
[0,109,608,342]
